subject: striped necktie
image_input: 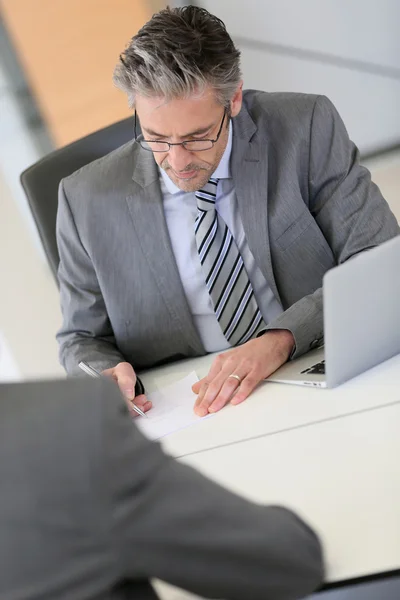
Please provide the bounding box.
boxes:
[194,177,266,346]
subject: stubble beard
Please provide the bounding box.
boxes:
[161,161,211,192]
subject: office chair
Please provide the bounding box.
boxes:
[20,116,134,284]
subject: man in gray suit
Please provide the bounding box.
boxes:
[56,6,399,416]
[0,378,323,600]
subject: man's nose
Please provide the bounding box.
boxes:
[167,144,193,171]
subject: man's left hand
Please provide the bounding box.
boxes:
[192,330,295,416]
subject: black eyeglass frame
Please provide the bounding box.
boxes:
[133,109,227,152]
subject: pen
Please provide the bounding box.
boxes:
[78,361,148,418]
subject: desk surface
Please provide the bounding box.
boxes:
[141,353,400,596]
[141,353,400,458]
[181,400,400,584]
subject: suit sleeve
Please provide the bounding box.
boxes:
[102,392,324,600]
[56,179,126,374]
[265,95,399,358]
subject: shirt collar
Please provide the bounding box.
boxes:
[159,119,233,195]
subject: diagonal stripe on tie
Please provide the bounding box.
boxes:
[223,281,253,339]
[194,178,267,346]
[206,228,232,290]
[238,309,264,345]
[215,255,244,319]
[197,212,217,255]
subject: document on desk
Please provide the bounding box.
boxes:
[136,371,213,440]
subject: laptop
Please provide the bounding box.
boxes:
[267,234,400,388]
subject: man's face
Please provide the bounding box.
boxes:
[135,86,242,192]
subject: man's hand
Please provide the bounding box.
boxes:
[102,361,152,417]
[192,330,295,416]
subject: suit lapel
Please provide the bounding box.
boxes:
[127,145,204,354]
[231,105,281,304]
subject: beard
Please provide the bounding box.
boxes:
[161,159,212,192]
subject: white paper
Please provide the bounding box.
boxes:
[136,371,213,440]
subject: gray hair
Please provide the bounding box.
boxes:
[113,5,242,109]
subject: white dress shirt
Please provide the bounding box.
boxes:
[159,121,283,353]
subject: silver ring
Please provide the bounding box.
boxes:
[228,373,242,384]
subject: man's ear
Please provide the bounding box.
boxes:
[230,81,243,117]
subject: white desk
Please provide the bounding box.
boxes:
[141,353,400,458]
[181,401,400,584]
[142,354,400,599]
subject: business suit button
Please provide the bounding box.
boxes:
[310,339,320,349]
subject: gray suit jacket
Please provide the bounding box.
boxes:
[0,378,323,600]
[56,91,399,375]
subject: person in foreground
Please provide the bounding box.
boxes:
[0,378,323,600]
[56,6,399,416]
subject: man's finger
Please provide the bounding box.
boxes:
[114,364,137,399]
[132,393,149,407]
[117,376,137,400]
[193,378,211,405]
[193,380,209,415]
[206,353,229,381]
[194,372,230,416]
[207,375,242,413]
[193,355,234,415]
[194,352,228,399]
[230,374,261,405]
[129,394,151,413]
[192,379,203,395]
[102,362,137,400]
[130,399,152,417]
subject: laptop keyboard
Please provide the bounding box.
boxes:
[301,360,326,375]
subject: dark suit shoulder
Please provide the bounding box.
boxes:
[62,139,137,199]
[0,379,128,597]
[0,378,102,423]
[242,89,323,142]
[243,89,320,119]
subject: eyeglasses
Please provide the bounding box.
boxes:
[134,110,226,152]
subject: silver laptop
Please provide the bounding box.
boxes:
[267,235,400,388]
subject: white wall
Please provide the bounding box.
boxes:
[201,0,400,154]
[0,62,45,255]
[0,169,64,381]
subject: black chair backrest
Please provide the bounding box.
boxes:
[20,116,134,284]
